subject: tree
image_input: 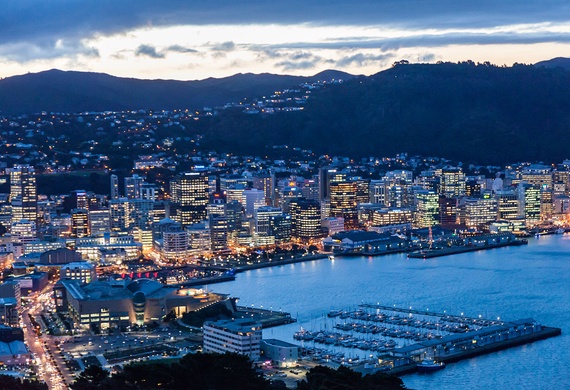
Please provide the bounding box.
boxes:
[72,365,111,390]
[297,365,407,390]
[0,375,48,390]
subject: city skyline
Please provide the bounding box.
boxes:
[1,1,570,80]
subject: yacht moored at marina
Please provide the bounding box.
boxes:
[417,358,445,372]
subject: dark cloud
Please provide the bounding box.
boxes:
[335,53,395,67]
[135,44,165,59]
[1,1,569,49]
[167,45,198,53]
[1,1,569,63]
[276,60,321,71]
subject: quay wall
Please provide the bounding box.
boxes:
[389,326,561,376]
[408,240,527,259]
[234,254,327,273]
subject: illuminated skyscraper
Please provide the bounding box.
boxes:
[414,190,440,228]
[329,180,358,230]
[289,199,321,240]
[171,173,209,226]
[517,183,541,226]
[9,165,37,223]
[437,167,466,197]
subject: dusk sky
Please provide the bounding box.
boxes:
[1,1,570,80]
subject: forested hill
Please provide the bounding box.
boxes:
[0,69,354,114]
[202,61,570,165]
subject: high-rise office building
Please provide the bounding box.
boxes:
[414,190,440,228]
[437,167,466,197]
[170,173,209,226]
[9,165,37,223]
[329,180,358,230]
[289,199,321,240]
[518,183,541,226]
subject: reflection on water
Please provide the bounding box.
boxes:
[215,235,570,390]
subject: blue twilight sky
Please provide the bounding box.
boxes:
[1,0,569,80]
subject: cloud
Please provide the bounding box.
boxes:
[166,45,198,53]
[211,41,236,52]
[335,53,396,67]
[135,44,164,59]
[276,60,321,71]
[0,39,99,63]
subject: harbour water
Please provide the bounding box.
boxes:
[215,235,570,389]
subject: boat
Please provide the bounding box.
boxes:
[555,228,565,235]
[417,358,446,372]
[327,309,342,317]
[328,255,335,260]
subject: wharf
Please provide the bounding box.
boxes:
[388,326,561,376]
[234,254,327,273]
[168,274,235,287]
[235,306,296,328]
[407,240,527,259]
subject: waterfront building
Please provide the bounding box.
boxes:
[414,190,440,228]
[268,213,292,244]
[9,165,37,223]
[540,188,554,221]
[170,172,209,226]
[553,195,570,215]
[458,195,498,229]
[439,196,458,226]
[56,278,226,328]
[372,208,413,227]
[289,199,321,240]
[329,180,358,230]
[71,208,90,238]
[517,183,541,226]
[495,190,519,221]
[322,217,345,236]
[203,319,262,360]
[261,339,299,367]
[209,215,228,252]
[254,206,282,237]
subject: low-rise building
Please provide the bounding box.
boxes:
[261,339,299,367]
[203,319,262,360]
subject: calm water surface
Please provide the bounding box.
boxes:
[216,235,570,389]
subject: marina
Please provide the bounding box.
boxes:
[292,304,560,375]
